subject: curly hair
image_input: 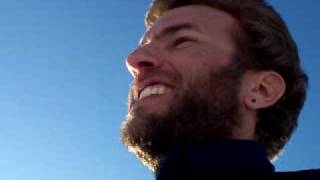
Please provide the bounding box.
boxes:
[145,0,308,160]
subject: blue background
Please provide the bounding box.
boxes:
[0,0,318,179]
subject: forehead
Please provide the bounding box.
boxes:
[144,5,237,40]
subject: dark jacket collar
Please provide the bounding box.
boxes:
[156,140,274,180]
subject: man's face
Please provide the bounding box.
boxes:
[121,5,245,170]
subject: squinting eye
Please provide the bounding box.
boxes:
[173,37,193,47]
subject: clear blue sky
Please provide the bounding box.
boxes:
[0,0,319,180]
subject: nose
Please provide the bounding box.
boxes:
[126,47,162,77]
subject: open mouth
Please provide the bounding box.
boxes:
[138,84,171,100]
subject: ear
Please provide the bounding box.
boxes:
[241,71,286,110]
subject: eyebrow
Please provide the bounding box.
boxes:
[157,23,200,38]
[140,23,201,45]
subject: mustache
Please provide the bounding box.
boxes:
[132,69,180,87]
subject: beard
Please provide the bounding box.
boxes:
[121,60,244,171]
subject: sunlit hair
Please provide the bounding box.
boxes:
[145,0,308,160]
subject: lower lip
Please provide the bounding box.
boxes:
[140,94,165,102]
[131,94,167,109]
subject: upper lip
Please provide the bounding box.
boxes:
[135,78,174,100]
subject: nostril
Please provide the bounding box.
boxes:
[138,61,154,68]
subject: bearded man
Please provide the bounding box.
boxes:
[121,0,319,179]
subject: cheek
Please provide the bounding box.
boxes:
[200,48,232,68]
[168,60,208,87]
[172,47,231,73]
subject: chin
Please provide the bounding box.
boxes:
[121,109,170,171]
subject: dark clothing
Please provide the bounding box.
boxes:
[155,140,320,180]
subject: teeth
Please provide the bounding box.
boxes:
[158,86,165,94]
[151,87,157,95]
[140,87,151,99]
[139,85,167,100]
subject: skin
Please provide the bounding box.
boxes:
[123,5,286,170]
[126,5,238,118]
